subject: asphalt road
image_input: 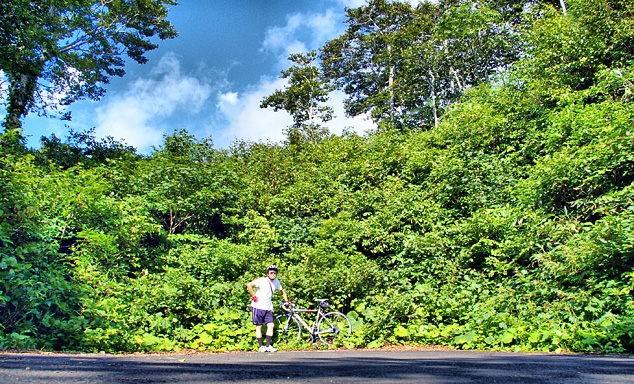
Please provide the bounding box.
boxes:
[1,349,633,384]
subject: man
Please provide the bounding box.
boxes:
[246,265,289,352]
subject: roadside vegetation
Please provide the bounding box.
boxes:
[1,0,633,353]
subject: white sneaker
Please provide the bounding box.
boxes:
[259,346,268,352]
[266,345,278,352]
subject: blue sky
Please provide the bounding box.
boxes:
[9,0,420,153]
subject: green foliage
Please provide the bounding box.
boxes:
[284,244,379,311]
[520,0,634,94]
[35,129,139,170]
[2,0,634,354]
[0,0,178,133]
[261,51,334,146]
[320,0,422,126]
[141,130,239,236]
[321,0,522,129]
[0,155,91,350]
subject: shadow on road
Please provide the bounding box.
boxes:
[2,351,633,383]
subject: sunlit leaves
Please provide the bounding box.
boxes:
[3,0,634,354]
[0,0,178,133]
[261,51,334,146]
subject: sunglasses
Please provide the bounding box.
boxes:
[268,271,277,274]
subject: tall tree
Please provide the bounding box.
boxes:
[261,51,334,146]
[321,0,522,130]
[0,0,178,137]
[320,0,422,129]
[143,129,234,236]
[400,0,520,128]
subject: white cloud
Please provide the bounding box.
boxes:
[402,0,425,5]
[328,90,376,136]
[261,9,345,69]
[305,9,342,47]
[260,1,424,70]
[261,13,304,51]
[0,71,9,110]
[337,0,425,8]
[91,3,382,151]
[337,0,367,7]
[247,5,375,144]
[214,78,375,148]
[94,53,212,152]
[215,76,292,147]
[218,91,238,107]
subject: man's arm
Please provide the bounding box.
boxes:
[279,288,288,302]
[246,281,257,300]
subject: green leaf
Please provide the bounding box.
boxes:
[197,332,213,345]
[395,326,410,338]
[501,332,514,344]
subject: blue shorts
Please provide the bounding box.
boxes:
[251,308,274,325]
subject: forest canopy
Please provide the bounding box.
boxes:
[1,0,633,353]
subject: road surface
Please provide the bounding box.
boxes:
[1,349,633,383]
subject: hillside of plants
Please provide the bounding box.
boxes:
[1,0,633,353]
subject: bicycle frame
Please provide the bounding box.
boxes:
[279,301,335,341]
[286,306,324,336]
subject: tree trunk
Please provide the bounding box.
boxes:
[387,44,396,124]
[450,66,464,93]
[560,0,567,15]
[3,72,38,135]
[429,69,438,128]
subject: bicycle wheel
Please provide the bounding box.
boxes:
[273,314,301,348]
[316,311,352,345]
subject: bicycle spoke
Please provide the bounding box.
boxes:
[316,312,352,345]
[273,314,301,348]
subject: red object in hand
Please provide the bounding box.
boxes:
[252,296,258,302]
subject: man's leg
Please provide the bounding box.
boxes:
[255,325,263,347]
[252,308,265,350]
[265,322,274,347]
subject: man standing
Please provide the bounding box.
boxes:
[246,265,289,352]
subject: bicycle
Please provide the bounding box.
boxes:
[273,299,352,347]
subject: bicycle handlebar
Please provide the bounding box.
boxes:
[280,301,295,312]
